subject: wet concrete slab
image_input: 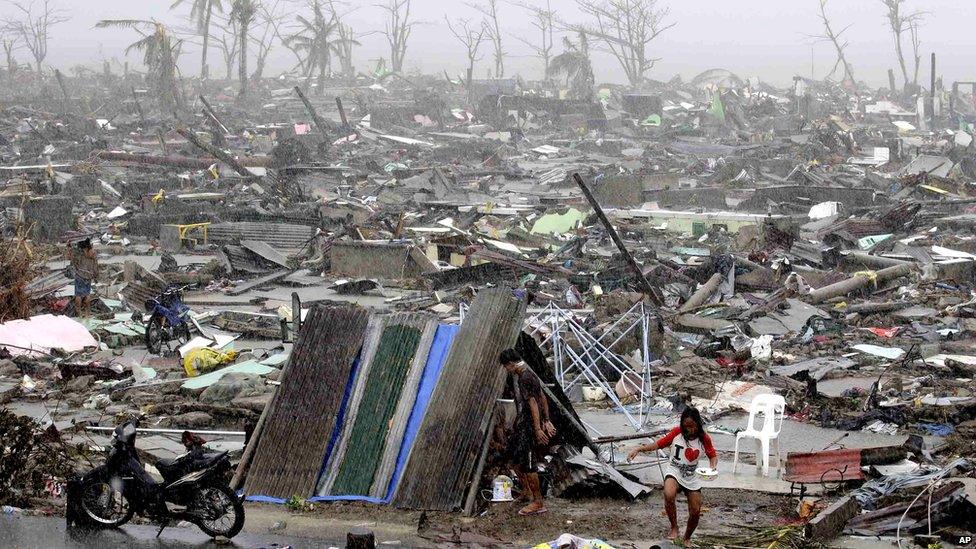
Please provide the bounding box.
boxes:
[0,514,340,549]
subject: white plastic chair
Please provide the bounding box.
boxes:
[732,393,786,477]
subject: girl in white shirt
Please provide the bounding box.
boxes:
[628,407,718,546]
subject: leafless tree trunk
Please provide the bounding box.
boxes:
[880,0,926,88]
[514,1,556,83]
[445,16,486,86]
[250,0,286,81]
[812,0,855,84]
[2,0,69,74]
[1,37,19,75]
[569,0,675,87]
[377,0,416,73]
[214,16,240,80]
[908,19,922,87]
[468,0,503,78]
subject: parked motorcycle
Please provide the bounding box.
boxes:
[144,284,193,355]
[74,421,244,539]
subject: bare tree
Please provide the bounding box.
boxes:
[212,13,240,79]
[376,0,418,73]
[567,0,674,87]
[468,0,503,77]
[880,0,926,88]
[445,16,486,85]
[250,0,287,80]
[810,0,855,84]
[170,0,224,78]
[230,0,258,99]
[2,0,69,73]
[513,0,556,83]
[1,33,21,74]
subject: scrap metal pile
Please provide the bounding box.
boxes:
[2,65,976,544]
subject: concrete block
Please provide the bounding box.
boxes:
[159,224,182,252]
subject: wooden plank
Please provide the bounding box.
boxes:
[241,240,291,269]
[393,287,525,510]
[227,269,292,296]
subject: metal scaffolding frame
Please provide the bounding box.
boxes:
[524,301,657,432]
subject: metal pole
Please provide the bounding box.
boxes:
[572,173,662,305]
[930,53,937,129]
[86,427,246,436]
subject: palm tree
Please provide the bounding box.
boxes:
[549,30,593,100]
[285,1,359,94]
[230,0,258,99]
[170,0,224,79]
[96,19,185,112]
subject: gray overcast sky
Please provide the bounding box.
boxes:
[33,0,976,87]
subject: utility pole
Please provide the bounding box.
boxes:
[572,173,662,306]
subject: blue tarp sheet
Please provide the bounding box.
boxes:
[246,324,459,505]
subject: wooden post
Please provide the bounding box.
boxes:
[132,88,147,128]
[346,528,375,549]
[335,96,349,129]
[930,53,937,129]
[572,172,662,305]
[175,127,253,177]
[54,69,71,114]
[199,95,230,135]
[888,69,897,94]
[294,86,334,134]
[291,291,301,340]
[462,404,496,517]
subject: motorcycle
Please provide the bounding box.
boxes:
[74,421,244,539]
[143,284,193,355]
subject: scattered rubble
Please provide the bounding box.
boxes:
[1,50,975,547]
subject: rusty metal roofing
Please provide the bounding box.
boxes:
[783,448,865,484]
[393,287,526,511]
[243,304,369,498]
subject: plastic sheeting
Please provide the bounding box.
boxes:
[0,314,98,357]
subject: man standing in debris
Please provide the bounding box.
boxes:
[628,406,717,546]
[499,348,557,516]
[70,238,99,317]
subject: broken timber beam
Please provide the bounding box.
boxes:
[804,495,859,541]
[175,127,253,178]
[294,86,334,135]
[93,151,271,169]
[572,172,662,306]
[807,264,913,304]
[679,272,724,313]
[199,95,230,135]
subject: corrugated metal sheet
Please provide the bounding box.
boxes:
[208,222,316,251]
[393,288,526,511]
[243,304,369,498]
[783,448,864,484]
[325,314,435,496]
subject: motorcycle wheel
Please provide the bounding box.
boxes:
[145,313,164,355]
[79,478,134,528]
[189,484,244,539]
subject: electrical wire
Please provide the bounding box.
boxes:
[895,477,942,549]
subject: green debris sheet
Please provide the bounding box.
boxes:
[318,314,437,497]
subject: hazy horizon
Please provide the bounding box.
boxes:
[11,0,976,89]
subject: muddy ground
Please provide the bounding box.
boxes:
[269,488,797,546]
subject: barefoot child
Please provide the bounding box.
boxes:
[628,407,717,546]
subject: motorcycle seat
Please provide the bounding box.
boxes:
[156,451,228,476]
